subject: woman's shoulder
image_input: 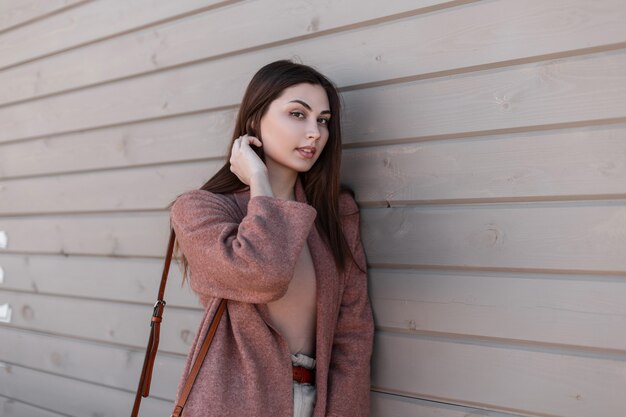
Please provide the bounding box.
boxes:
[170,188,240,220]
[173,188,235,207]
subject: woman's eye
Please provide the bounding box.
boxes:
[290,111,329,125]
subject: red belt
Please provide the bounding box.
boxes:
[292,365,315,385]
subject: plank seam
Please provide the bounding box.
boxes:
[367,262,626,277]
[0,392,73,417]
[341,41,626,92]
[0,190,626,216]
[370,389,529,417]
[0,325,186,358]
[369,387,562,417]
[0,0,94,37]
[375,328,626,360]
[342,116,626,149]
[0,287,202,311]
[0,360,174,403]
[0,324,188,358]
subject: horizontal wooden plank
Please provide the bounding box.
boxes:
[0,0,227,70]
[0,108,237,179]
[372,332,626,417]
[0,210,171,256]
[0,327,184,401]
[0,362,172,416]
[361,201,626,273]
[5,119,626,211]
[3,0,625,108]
[342,49,626,145]
[4,11,626,143]
[0,253,200,308]
[371,391,523,417]
[0,0,86,33]
[0,0,453,105]
[0,154,222,216]
[370,269,626,351]
[2,202,626,274]
[342,124,626,204]
[0,394,65,417]
[0,289,203,355]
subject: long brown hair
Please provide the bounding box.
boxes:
[167,59,358,286]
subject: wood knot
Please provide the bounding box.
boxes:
[21,305,34,320]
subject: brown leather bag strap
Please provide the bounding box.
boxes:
[171,298,227,417]
[130,228,227,417]
[131,228,175,417]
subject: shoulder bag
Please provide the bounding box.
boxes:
[130,228,227,417]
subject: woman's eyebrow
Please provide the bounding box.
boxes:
[287,99,331,115]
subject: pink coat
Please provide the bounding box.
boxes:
[169,175,374,417]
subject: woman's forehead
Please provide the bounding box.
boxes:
[276,83,329,108]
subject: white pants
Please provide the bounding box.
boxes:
[292,353,316,417]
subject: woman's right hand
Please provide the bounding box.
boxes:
[229,134,267,186]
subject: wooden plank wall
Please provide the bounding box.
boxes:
[1,1,625,416]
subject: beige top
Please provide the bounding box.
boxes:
[266,240,317,356]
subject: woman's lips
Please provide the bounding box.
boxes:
[296,148,315,159]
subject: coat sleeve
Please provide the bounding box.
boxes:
[326,193,375,417]
[169,189,317,303]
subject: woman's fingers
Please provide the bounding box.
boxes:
[238,134,262,147]
[230,134,266,186]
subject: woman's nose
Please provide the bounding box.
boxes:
[307,121,321,139]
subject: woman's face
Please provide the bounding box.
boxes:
[257,83,331,176]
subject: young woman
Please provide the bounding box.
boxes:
[168,59,374,417]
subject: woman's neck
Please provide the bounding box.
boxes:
[266,166,298,201]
